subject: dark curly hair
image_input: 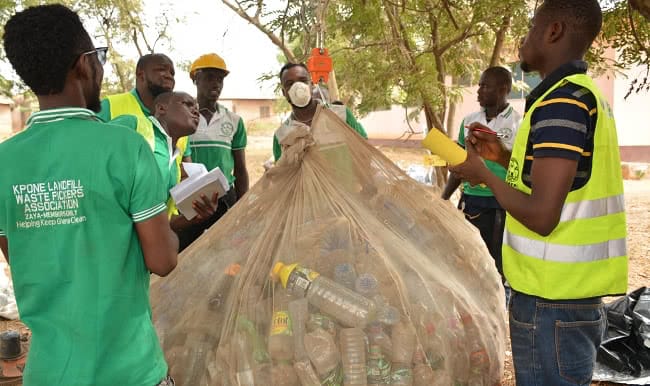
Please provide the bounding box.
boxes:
[536,0,603,54]
[3,4,93,95]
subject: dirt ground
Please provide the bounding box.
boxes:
[0,136,648,385]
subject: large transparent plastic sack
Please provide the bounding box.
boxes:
[150,106,506,386]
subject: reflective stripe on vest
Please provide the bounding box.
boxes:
[504,232,626,263]
[503,73,628,300]
[559,194,625,222]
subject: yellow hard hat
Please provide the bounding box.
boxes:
[189,53,229,80]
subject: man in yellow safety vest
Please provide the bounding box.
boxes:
[98,53,191,168]
[451,1,628,384]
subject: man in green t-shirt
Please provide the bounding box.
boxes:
[177,53,251,250]
[442,67,522,283]
[0,5,177,385]
[148,91,220,230]
[272,63,368,162]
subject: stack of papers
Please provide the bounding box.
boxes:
[170,162,229,220]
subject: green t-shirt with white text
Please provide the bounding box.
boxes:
[0,108,168,385]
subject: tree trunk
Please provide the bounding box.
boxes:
[490,15,511,66]
[446,99,457,138]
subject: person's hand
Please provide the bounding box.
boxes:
[465,122,509,163]
[449,138,490,186]
[192,192,219,221]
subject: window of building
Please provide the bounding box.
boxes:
[260,105,270,118]
[508,62,542,100]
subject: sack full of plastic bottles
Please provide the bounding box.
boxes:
[149,105,507,385]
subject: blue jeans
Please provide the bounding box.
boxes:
[509,290,605,386]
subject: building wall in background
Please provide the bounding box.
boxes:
[361,60,649,162]
[220,98,279,123]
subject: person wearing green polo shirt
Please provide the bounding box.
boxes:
[98,53,192,166]
[177,53,250,250]
[442,66,522,286]
[147,91,219,229]
[0,5,177,386]
[273,63,368,162]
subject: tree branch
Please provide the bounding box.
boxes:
[329,41,391,55]
[151,14,170,52]
[628,1,650,63]
[279,0,291,49]
[222,0,297,62]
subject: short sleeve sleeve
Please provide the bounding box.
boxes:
[232,118,247,150]
[0,230,5,237]
[345,108,368,139]
[129,141,168,223]
[273,134,282,162]
[457,119,466,147]
[529,87,593,161]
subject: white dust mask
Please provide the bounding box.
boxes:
[288,82,312,108]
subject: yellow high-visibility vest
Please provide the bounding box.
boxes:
[503,74,628,300]
[107,92,188,218]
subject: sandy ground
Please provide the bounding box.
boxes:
[0,136,648,385]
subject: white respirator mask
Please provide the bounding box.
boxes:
[288,81,312,108]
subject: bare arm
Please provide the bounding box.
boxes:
[135,212,178,276]
[233,149,249,199]
[450,140,576,236]
[441,172,462,200]
[0,237,7,264]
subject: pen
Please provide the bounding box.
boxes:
[466,126,505,139]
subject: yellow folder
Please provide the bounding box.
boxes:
[421,128,467,166]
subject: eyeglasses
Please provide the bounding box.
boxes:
[80,47,108,66]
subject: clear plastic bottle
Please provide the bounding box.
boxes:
[366,344,391,386]
[307,313,338,338]
[234,331,256,386]
[273,262,377,327]
[412,348,434,386]
[366,323,392,359]
[376,305,401,326]
[293,359,322,386]
[271,360,300,386]
[391,321,416,364]
[304,328,340,379]
[289,298,309,360]
[390,363,413,386]
[334,263,357,290]
[355,273,378,297]
[339,328,367,386]
[237,317,271,370]
[268,288,294,361]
